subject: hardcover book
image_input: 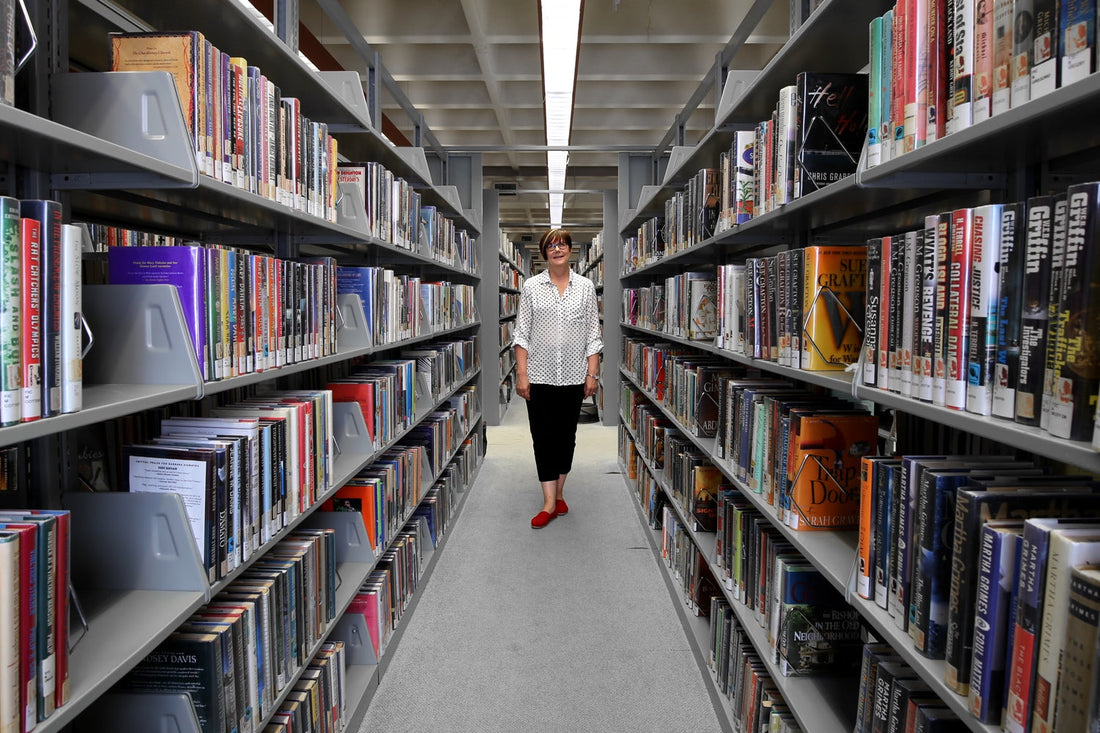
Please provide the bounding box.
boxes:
[966,204,1004,416]
[775,558,862,676]
[794,72,869,195]
[801,245,868,371]
[945,208,974,410]
[0,197,18,427]
[108,245,209,382]
[968,521,1023,724]
[786,411,877,531]
[1048,182,1100,441]
[120,631,226,733]
[1040,194,1069,431]
[1016,195,1054,425]
[992,203,1025,419]
[1052,564,1100,732]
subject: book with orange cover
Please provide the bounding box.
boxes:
[786,411,878,531]
[323,478,380,552]
[801,245,868,370]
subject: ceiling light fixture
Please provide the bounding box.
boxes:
[539,0,583,229]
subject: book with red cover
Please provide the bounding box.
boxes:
[18,219,40,423]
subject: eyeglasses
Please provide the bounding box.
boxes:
[546,242,571,252]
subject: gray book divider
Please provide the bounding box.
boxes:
[77,692,201,733]
[317,70,374,130]
[49,71,200,189]
[82,284,205,399]
[335,181,370,235]
[336,292,372,351]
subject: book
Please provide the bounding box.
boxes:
[0,531,17,733]
[973,0,996,122]
[993,203,1025,419]
[945,207,974,410]
[864,238,881,387]
[793,71,868,194]
[945,486,1100,696]
[1060,0,1095,85]
[1040,194,1069,431]
[1031,526,1100,733]
[59,224,82,414]
[0,197,18,427]
[1055,565,1100,732]
[686,275,718,341]
[786,411,877,531]
[0,523,32,733]
[992,0,1015,115]
[775,558,862,676]
[18,216,38,424]
[951,0,976,132]
[1048,182,1100,441]
[110,32,205,173]
[1016,195,1055,425]
[1031,0,1061,98]
[124,443,219,583]
[108,246,209,382]
[932,212,952,406]
[968,521,1023,724]
[1012,0,1036,106]
[966,204,1003,415]
[1005,517,1100,733]
[120,631,226,733]
[801,245,868,370]
[19,201,61,419]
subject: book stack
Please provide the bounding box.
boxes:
[866,0,1096,169]
[110,32,340,222]
[713,246,867,371]
[0,509,71,733]
[347,509,436,661]
[852,450,1100,729]
[0,198,84,425]
[854,642,963,733]
[264,641,346,733]
[337,266,475,348]
[715,376,878,530]
[621,216,666,274]
[661,168,721,254]
[123,390,335,584]
[709,599,804,732]
[712,492,863,677]
[120,528,343,733]
[718,72,867,222]
[83,223,186,251]
[109,246,338,383]
[499,260,524,290]
[859,183,1100,446]
[621,284,666,332]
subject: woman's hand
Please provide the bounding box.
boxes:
[584,374,598,398]
[517,373,531,400]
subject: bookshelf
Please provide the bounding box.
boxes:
[2,0,487,731]
[613,0,1100,731]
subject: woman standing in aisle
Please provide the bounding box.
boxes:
[513,228,603,528]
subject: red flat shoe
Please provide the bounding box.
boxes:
[531,510,557,528]
[555,499,569,515]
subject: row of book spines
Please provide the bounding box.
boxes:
[624,338,879,531]
[122,528,342,733]
[708,599,803,733]
[336,267,477,346]
[660,167,721,251]
[110,32,339,222]
[0,509,70,733]
[860,182,1100,445]
[852,454,1100,729]
[348,509,437,660]
[263,640,346,733]
[854,642,965,733]
[123,391,334,584]
[0,198,82,426]
[622,216,666,272]
[867,0,1095,169]
[337,163,474,257]
[107,246,337,383]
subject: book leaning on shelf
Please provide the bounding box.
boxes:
[110,32,339,221]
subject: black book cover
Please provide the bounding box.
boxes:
[993,202,1026,419]
[795,71,869,193]
[1015,195,1054,425]
[1049,182,1100,440]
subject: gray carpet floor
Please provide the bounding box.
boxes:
[357,399,724,732]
